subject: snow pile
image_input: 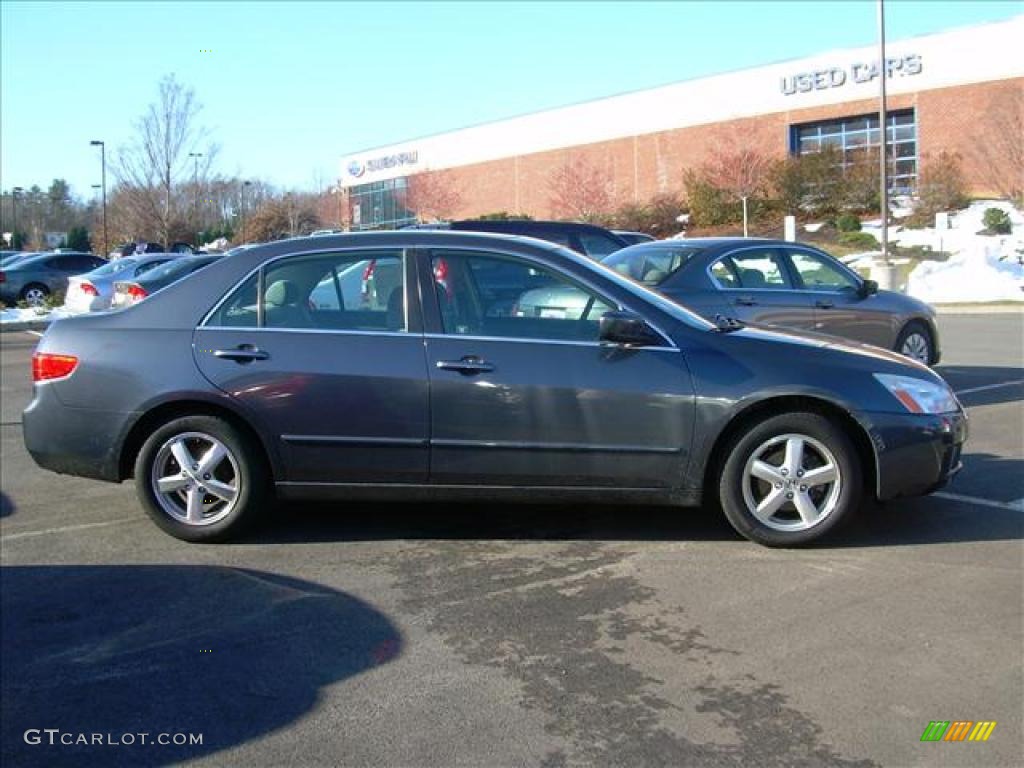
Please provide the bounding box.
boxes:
[858,200,1024,303]
[0,305,79,326]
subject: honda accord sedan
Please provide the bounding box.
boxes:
[23,231,966,546]
[601,238,942,365]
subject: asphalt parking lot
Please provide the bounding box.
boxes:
[1,314,1021,768]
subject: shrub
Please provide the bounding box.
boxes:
[837,231,879,250]
[836,213,862,232]
[683,171,742,226]
[982,207,1012,234]
[907,151,969,227]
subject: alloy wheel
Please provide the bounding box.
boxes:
[900,332,931,364]
[150,431,241,526]
[741,433,841,531]
[23,287,48,307]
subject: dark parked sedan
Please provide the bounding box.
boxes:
[24,231,966,546]
[602,238,942,364]
[0,251,107,306]
[111,254,222,308]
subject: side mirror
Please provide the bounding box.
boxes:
[599,311,660,346]
[858,279,879,299]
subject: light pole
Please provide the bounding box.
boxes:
[240,180,252,243]
[189,152,203,245]
[12,186,24,247]
[875,0,895,288]
[89,141,107,256]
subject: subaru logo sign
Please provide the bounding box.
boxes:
[347,160,365,178]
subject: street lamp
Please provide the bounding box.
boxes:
[189,152,203,245]
[11,186,24,247]
[874,0,896,290]
[89,141,107,257]
[240,180,252,243]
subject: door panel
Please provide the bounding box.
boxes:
[785,248,893,346]
[712,248,817,330]
[422,248,694,488]
[194,248,429,484]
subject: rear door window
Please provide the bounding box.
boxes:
[726,249,792,290]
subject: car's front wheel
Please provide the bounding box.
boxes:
[718,411,862,546]
[20,283,50,307]
[134,414,269,542]
[895,321,935,366]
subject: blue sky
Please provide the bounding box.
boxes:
[2,1,1019,199]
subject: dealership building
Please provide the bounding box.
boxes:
[340,16,1022,230]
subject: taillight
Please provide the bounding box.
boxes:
[80,281,99,296]
[0,271,5,283]
[32,352,78,382]
[126,284,148,302]
[433,258,448,282]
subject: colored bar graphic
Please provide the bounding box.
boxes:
[921,722,949,742]
[943,721,973,741]
[968,722,997,742]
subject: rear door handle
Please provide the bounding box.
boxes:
[214,345,269,363]
[815,300,835,309]
[436,356,495,375]
[734,295,758,306]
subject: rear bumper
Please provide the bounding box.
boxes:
[865,409,967,501]
[22,382,132,482]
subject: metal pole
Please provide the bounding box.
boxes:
[189,152,203,245]
[877,0,889,266]
[742,196,749,238]
[12,187,23,247]
[91,141,107,256]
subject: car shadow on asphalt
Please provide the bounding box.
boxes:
[0,565,402,768]
[244,490,1022,549]
[0,491,14,518]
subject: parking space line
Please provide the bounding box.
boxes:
[954,379,1024,396]
[933,492,1024,512]
[1,517,139,542]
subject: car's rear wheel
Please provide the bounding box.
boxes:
[896,321,935,365]
[134,415,269,542]
[20,283,50,307]
[718,411,862,546]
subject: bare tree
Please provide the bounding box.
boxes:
[548,155,614,222]
[406,169,463,222]
[247,197,320,242]
[970,88,1023,202]
[114,75,217,247]
[700,135,774,204]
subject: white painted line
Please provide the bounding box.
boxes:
[1,517,139,542]
[933,492,1024,512]
[954,379,1024,396]
[25,330,44,338]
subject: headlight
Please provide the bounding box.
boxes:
[874,373,958,414]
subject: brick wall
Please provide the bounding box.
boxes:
[435,77,1023,219]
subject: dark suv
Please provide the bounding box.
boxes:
[407,220,630,259]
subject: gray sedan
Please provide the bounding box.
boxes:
[0,251,107,306]
[598,238,942,365]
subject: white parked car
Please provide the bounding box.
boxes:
[65,254,180,312]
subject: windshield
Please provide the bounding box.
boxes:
[89,258,139,277]
[602,245,705,285]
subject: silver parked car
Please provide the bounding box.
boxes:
[65,254,180,313]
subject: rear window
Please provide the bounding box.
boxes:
[602,245,704,285]
[89,258,139,277]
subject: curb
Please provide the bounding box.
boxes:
[932,303,1024,315]
[0,320,51,333]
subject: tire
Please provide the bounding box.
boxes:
[20,283,50,307]
[133,414,270,542]
[718,411,862,547]
[895,321,935,366]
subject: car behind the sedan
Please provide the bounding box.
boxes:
[65,253,182,313]
[24,232,966,547]
[0,251,107,307]
[111,254,222,308]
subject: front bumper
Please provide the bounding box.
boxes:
[865,409,967,501]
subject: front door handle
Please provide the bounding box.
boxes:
[436,356,495,375]
[815,300,835,309]
[214,344,269,363]
[734,295,758,307]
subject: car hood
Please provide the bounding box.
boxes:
[726,322,931,372]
